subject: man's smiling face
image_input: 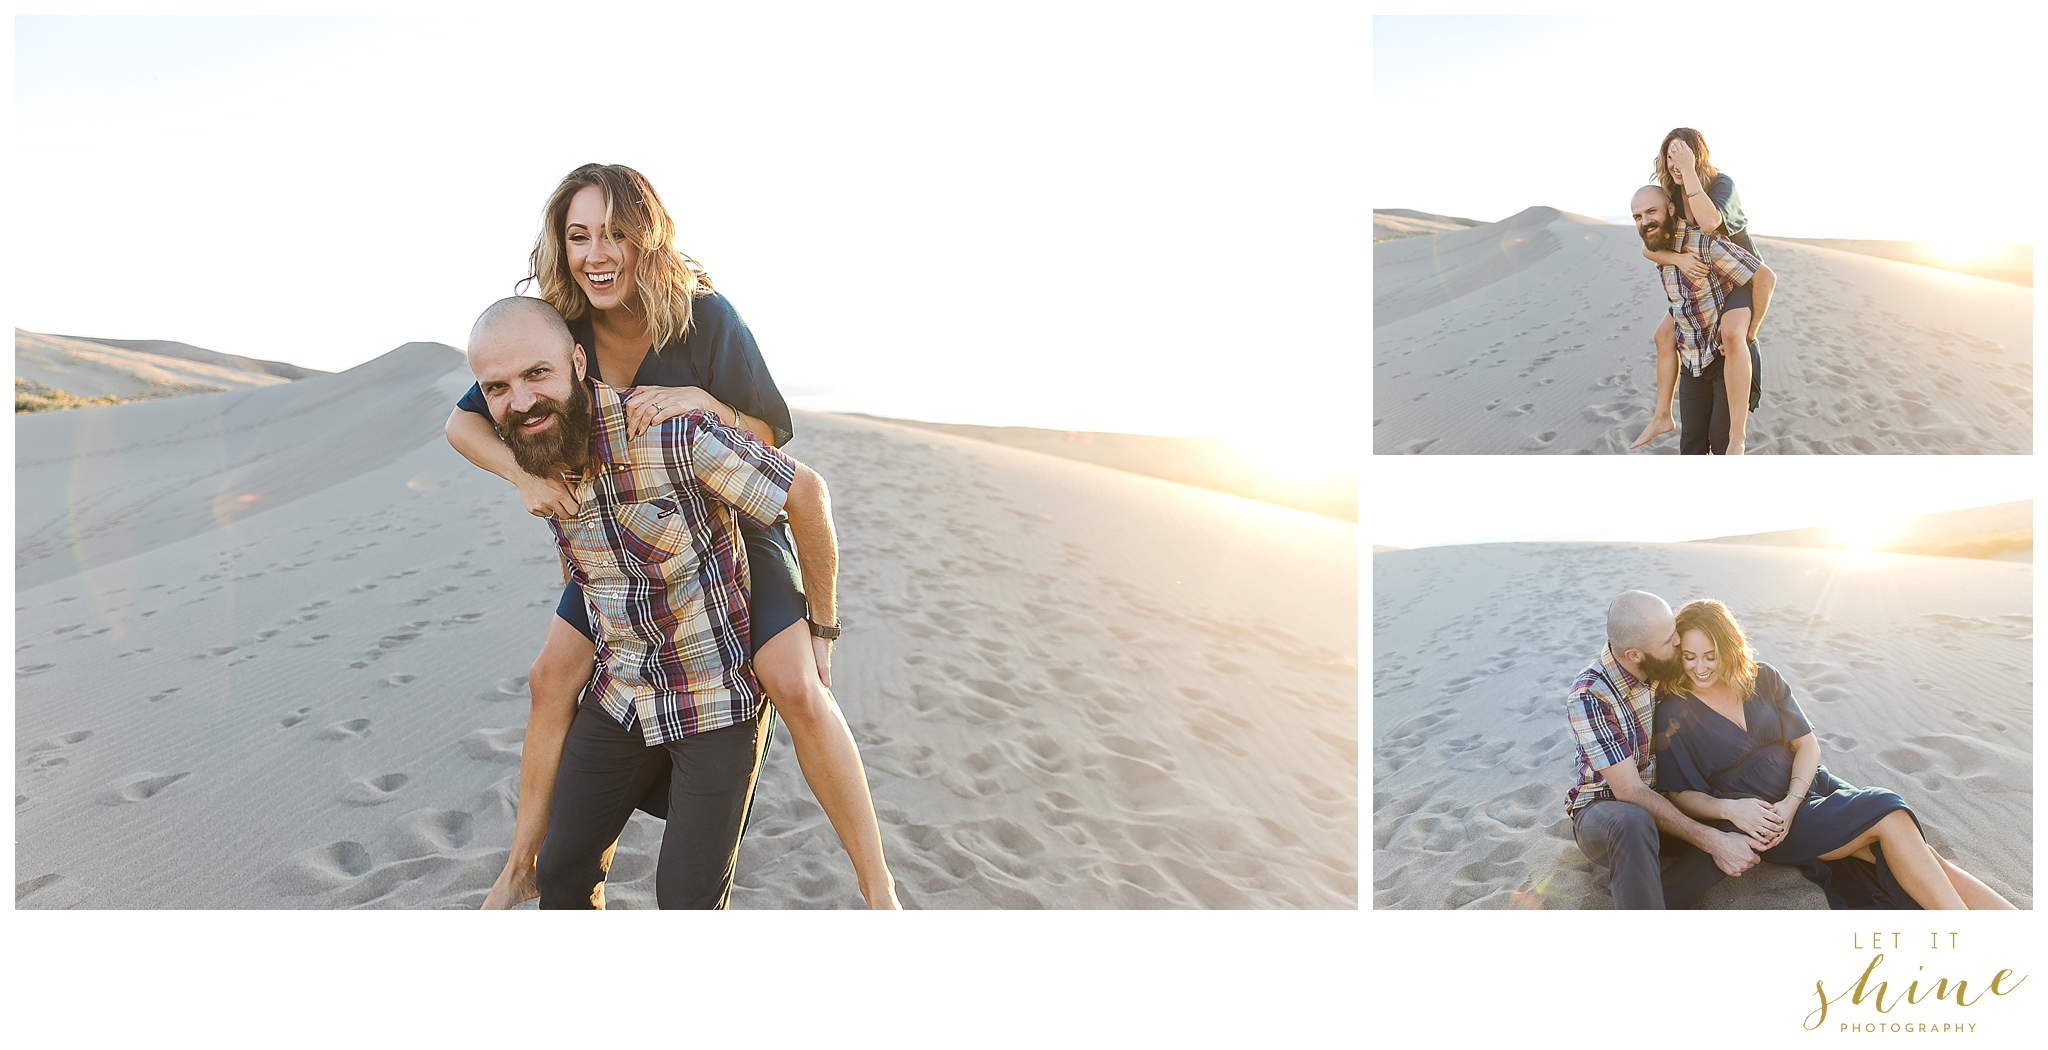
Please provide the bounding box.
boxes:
[1631,189,1679,252]
[468,306,592,478]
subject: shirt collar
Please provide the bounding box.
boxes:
[576,376,632,474]
[1599,642,1649,694]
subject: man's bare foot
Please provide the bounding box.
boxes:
[862,879,903,910]
[1630,415,1675,450]
[482,862,538,910]
[1724,440,1745,456]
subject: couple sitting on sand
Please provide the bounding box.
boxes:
[1563,590,2015,910]
[1625,128,1777,455]
[448,163,899,909]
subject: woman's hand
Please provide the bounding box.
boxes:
[810,635,833,688]
[1766,794,1802,848]
[1673,250,1708,283]
[515,473,579,519]
[1722,796,1786,847]
[625,385,722,440]
[1668,138,1697,184]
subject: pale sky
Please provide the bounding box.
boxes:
[1370,458,2034,550]
[1375,14,2040,241]
[14,11,1362,440]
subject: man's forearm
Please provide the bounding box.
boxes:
[446,407,525,485]
[783,464,838,625]
[1612,781,1721,850]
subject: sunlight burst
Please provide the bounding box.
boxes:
[1828,514,1906,550]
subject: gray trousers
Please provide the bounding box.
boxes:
[1572,799,1726,910]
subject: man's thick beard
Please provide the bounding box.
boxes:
[497,379,592,479]
[1637,648,1686,688]
[1637,219,1676,253]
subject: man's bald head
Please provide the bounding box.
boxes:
[1607,589,1674,656]
[1631,184,1672,211]
[469,296,574,367]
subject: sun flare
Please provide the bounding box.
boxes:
[1828,515,1906,550]
[1924,238,2000,265]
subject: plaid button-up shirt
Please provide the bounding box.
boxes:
[549,378,796,746]
[1564,644,1658,816]
[1656,224,1763,377]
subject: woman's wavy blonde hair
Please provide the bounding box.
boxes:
[523,163,712,351]
[1674,598,1758,698]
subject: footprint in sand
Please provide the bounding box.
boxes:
[388,808,475,858]
[381,674,416,687]
[108,772,189,803]
[271,841,374,896]
[278,707,314,728]
[318,718,372,741]
[28,730,93,755]
[16,873,66,903]
[341,773,411,806]
[462,726,526,764]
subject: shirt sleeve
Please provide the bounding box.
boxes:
[688,294,795,449]
[1567,687,1638,774]
[1707,174,1735,223]
[456,382,488,416]
[1707,235,1761,287]
[683,412,796,531]
[1651,696,1712,796]
[1758,664,1815,743]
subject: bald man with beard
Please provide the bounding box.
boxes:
[1627,184,1777,455]
[1563,590,1764,908]
[466,295,840,909]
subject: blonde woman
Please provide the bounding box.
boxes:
[1629,129,1773,454]
[1651,599,2013,909]
[447,163,898,908]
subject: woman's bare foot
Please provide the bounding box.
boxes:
[1630,414,1675,449]
[863,878,903,910]
[482,861,538,910]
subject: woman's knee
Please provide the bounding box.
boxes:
[529,626,595,697]
[757,659,825,726]
[1879,809,1924,842]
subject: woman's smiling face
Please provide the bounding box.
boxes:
[1679,627,1721,689]
[564,184,639,312]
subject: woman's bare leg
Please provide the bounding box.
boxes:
[753,620,900,908]
[482,616,595,909]
[1933,849,2017,910]
[1718,306,1753,454]
[1631,313,1679,449]
[1818,810,1966,909]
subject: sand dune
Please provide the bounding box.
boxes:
[861,415,1356,522]
[1697,500,2031,560]
[1373,542,2031,909]
[15,329,296,402]
[52,334,328,381]
[1374,209,1483,242]
[15,348,1356,909]
[1373,208,2033,454]
[1766,239,2031,288]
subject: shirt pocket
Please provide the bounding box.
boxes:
[611,495,692,570]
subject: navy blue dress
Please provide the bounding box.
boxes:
[1653,662,1924,909]
[459,292,808,656]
